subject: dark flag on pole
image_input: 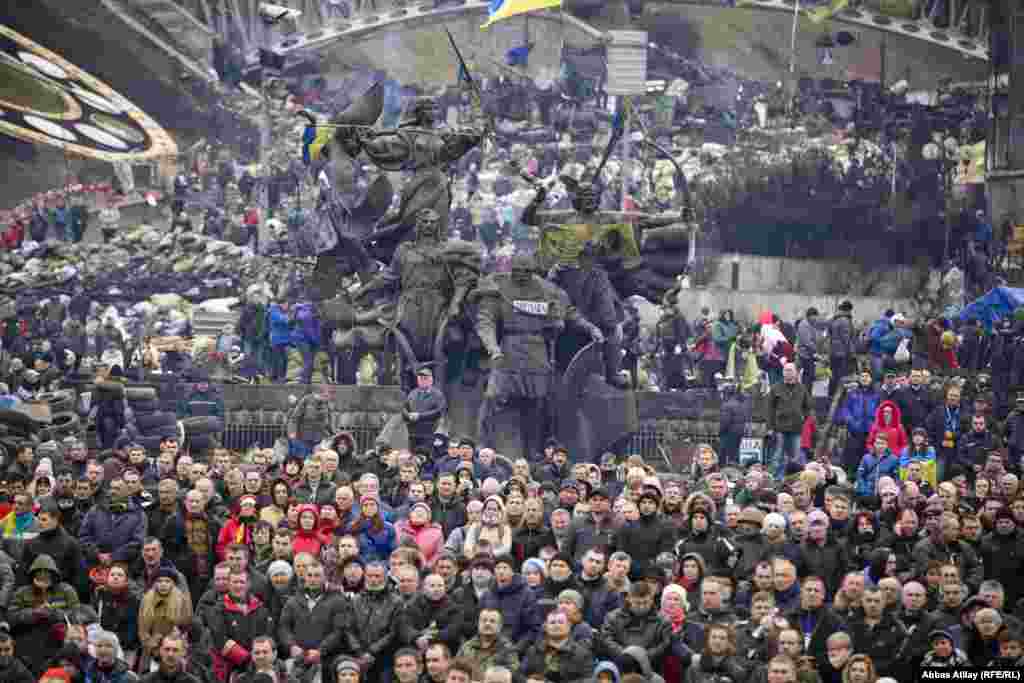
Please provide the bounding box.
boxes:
[506,43,533,66]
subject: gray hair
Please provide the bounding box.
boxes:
[94,630,121,648]
[484,666,514,683]
[826,632,851,648]
[979,580,1005,596]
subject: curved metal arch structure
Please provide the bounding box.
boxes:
[272,1,604,55]
[729,0,988,62]
[275,1,489,54]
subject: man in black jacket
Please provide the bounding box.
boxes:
[278,560,348,683]
[140,633,202,683]
[0,631,33,683]
[612,489,675,579]
[345,561,402,683]
[848,586,907,679]
[600,581,673,667]
[766,363,811,480]
[828,301,854,397]
[980,508,1024,606]
[20,498,83,591]
[784,575,846,671]
[207,570,275,682]
[162,488,221,598]
[431,474,468,538]
[913,512,984,593]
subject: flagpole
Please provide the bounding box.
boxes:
[621,97,631,212]
[788,0,800,115]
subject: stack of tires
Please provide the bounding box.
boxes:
[181,410,225,455]
[125,385,178,451]
[0,406,48,447]
[35,390,81,442]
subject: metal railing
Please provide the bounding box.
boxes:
[219,410,389,453]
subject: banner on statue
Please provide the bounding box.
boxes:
[539,221,640,266]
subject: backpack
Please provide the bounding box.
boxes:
[894,337,911,363]
[769,339,794,368]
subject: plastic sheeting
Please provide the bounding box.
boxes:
[958,286,1024,330]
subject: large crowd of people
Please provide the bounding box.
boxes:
[0,4,1020,683]
[2,280,1024,683]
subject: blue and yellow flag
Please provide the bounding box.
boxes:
[482,0,562,29]
[735,0,848,24]
[302,123,333,165]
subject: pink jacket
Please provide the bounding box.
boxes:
[396,519,445,565]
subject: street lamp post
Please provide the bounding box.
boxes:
[923,134,960,270]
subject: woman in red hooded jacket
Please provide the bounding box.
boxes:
[867,400,908,456]
[291,504,323,557]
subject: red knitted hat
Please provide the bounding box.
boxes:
[40,668,72,683]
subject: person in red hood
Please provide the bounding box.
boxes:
[217,495,259,560]
[395,501,444,565]
[868,400,908,456]
[292,504,323,557]
[316,503,340,542]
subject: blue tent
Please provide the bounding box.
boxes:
[958,286,1024,330]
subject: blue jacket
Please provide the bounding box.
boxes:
[837,388,880,435]
[879,327,912,356]
[868,317,892,355]
[267,304,292,346]
[356,521,397,562]
[79,500,147,565]
[855,450,899,497]
[290,302,321,346]
[975,219,993,244]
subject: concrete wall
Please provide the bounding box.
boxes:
[670,286,913,327]
[702,254,919,298]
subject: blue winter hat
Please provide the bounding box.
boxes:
[522,557,546,577]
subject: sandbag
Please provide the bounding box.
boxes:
[125,386,158,401]
[0,409,41,432]
[136,411,178,431]
[127,397,158,413]
[94,381,125,398]
[181,415,224,435]
[641,225,690,252]
[642,250,689,277]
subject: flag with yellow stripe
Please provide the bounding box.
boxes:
[734,0,849,24]
[481,0,562,29]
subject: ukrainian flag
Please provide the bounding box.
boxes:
[302,122,333,165]
[735,0,848,24]
[481,0,562,29]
